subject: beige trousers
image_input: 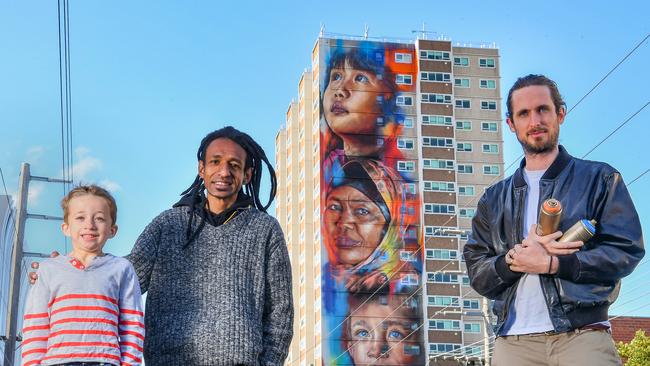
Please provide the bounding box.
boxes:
[493,329,621,366]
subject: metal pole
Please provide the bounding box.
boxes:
[3,163,30,366]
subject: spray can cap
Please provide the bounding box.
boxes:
[582,219,597,235]
[542,198,562,214]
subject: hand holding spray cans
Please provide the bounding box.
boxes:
[537,198,562,236]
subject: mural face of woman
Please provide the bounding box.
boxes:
[346,296,421,365]
[324,185,387,266]
[323,60,391,139]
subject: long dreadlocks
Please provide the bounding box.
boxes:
[178,126,277,247]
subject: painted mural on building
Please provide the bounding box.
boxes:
[319,39,424,365]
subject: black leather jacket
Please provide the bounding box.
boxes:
[463,146,644,334]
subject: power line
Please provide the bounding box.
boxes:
[0,167,14,318]
[609,289,650,313]
[581,101,650,159]
[609,301,650,321]
[628,168,650,187]
[567,33,650,115]
[57,0,73,254]
[0,167,13,211]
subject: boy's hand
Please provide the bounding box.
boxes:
[28,251,60,284]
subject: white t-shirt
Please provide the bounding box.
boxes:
[503,168,555,335]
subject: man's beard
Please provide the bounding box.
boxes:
[519,130,559,155]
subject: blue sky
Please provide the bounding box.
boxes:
[1,1,649,317]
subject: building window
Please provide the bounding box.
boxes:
[458,186,475,196]
[458,164,474,174]
[456,121,471,130]
[463,299,480,309]
[462,275,470,286]
[457,142,472,152]
[430,343,462,354]
[464,323,481,333]
[424,226,456,237]
[459,208,476,218]
[454,57,469,67]
[396,74,412,85]
[424,204,456,214]
[455,99,471,109]
[422,115,452,126]
[420,50,450,60]
[395,53,412,63]
[397,161,415,172]
[423,159,454,170]
[483,143,499,153]
[429,319,461,331]
[397,137,414,150]
[424,181,455,192]
[376,117,385,126]
[405,227,418,238]
[403,345,421,356]
[422,93,452,104]
[400,117,414,128]
[481,100,498,110]
[481,122,498,132]
[483,165,500,175]
[480,79,496,89]
[396,96,413,106]
[427,296,460,307]
[479,58,496,68]
[420,71,451,82]
[428,272,459,283]
[402,183,417,194]
[454,78,470,88]
[401,273,419,285]
[466,347,482,356]
[426,249,458,260]
[400,250,417,262]
[400,206,416,216]
[422,137,453,148]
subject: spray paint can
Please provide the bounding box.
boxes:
[559,219,597,243]
[537,198,562,236]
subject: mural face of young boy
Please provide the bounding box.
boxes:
[346,294,422,365]
[61,194,117,263]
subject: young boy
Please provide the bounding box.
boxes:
[21,185,144,366]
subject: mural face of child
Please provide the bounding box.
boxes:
[323,59,391,139]
[346,294,422,365]
[62,194,117,257]
[324,185,387,266]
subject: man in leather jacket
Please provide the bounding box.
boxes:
[463,74,644,366]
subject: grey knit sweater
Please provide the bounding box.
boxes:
[127,206,293,366]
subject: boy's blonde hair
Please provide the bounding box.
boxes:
[61,185,117,225]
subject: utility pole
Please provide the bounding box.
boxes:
[3,163,29,366]
[3,163,70,366]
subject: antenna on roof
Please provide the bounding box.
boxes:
[363,24,369,39]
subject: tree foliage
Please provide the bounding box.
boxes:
[617,330,650,366]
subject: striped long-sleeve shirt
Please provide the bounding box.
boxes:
[21,254,144,366]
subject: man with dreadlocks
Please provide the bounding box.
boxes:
[128,126,293,365]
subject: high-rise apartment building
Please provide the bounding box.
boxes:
[276,32,503,366]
